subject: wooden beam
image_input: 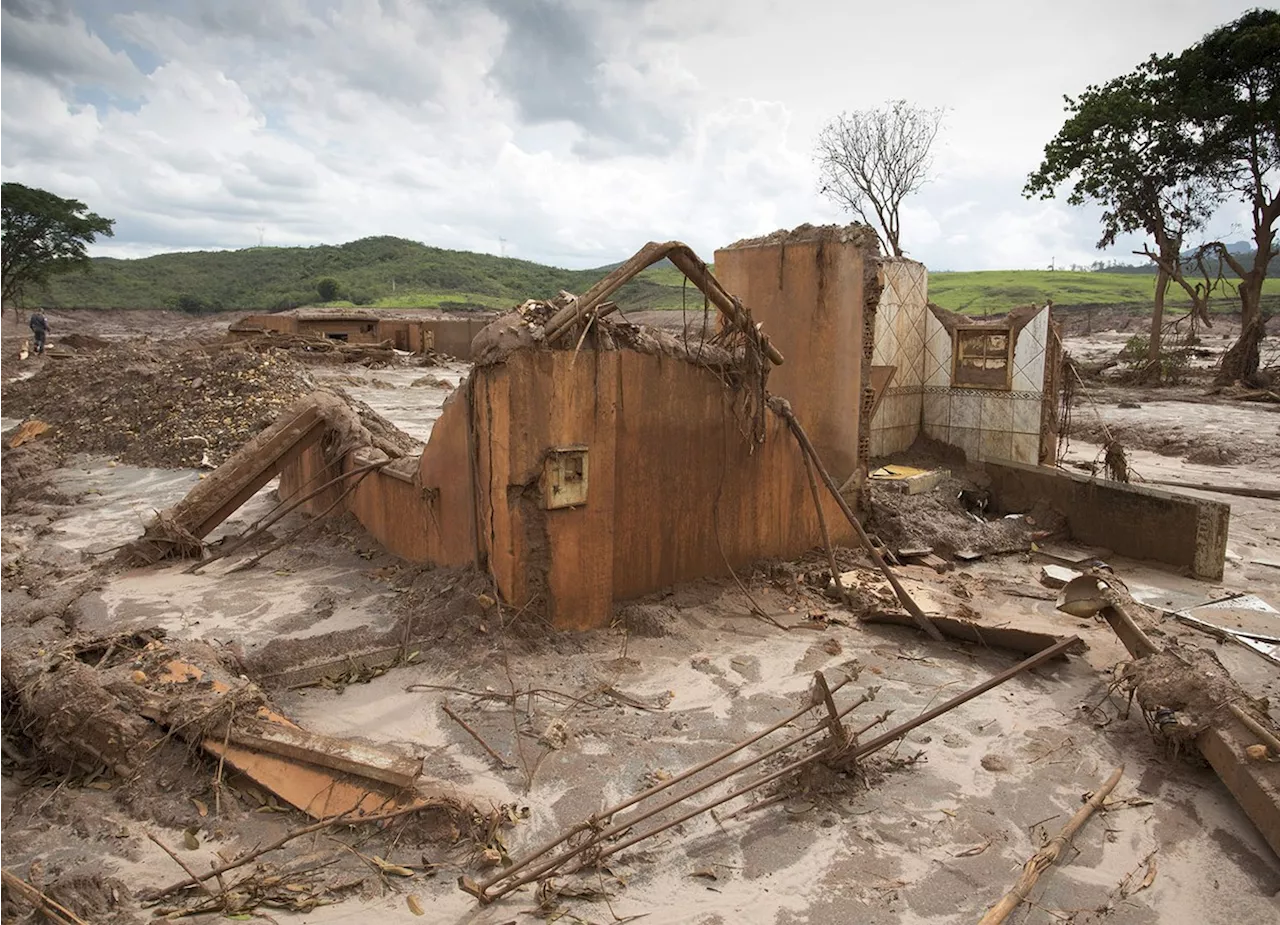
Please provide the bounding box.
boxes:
[225,724,421,790]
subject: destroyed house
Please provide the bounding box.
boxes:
[139,222,1231,632]
[230,306,499,359]
[278,230,888,631]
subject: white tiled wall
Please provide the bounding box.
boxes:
[869,259,928,457]
[869,262,1051,466]
[917,307,1050,465]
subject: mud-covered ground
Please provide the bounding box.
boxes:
[1,308,1278,924]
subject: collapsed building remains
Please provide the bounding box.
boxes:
[230,307,500,359]
[138,224,1231,630]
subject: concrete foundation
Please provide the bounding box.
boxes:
[984,459,1231,579]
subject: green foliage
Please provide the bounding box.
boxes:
[1,182,115,305]
[1028,10,1279,330]
[316,277,341,302]
[1025,59,1215,251]
[35,236,707,313]
[1118,334,1192,384]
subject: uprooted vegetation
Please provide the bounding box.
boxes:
[0,626,509,923]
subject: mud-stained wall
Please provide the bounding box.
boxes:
[985,460,1230,580]
[430,317,496,360]
[715,229,876,484]
[280,393,477,566]
[229,314,495,359]
[231,314,297,335]
[283,343,856,631]
[472,348,854,629]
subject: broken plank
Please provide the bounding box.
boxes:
[225,724,420,790]
[1033,542,1109,567]
[202,740,419,819]
[1039,565,1081,589]
[860,611,1074,657]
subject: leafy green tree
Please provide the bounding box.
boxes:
[316,277,340,302]
[1169,9,1278,378]
[1,183,115,316]
[1026,61,1218,372]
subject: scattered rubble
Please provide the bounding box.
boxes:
[1,343,315,468]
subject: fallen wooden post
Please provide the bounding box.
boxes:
[1059,574,1280,858]
[978,766,1124,924]
[1,868,91,925]
[124,392,370,563]
[225,723,420,789]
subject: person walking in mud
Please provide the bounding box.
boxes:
[28,311,48,354]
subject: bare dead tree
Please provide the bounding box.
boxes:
[815,101,944,256]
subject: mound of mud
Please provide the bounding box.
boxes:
[1,343,315,468]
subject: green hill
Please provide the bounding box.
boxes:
[927,269,1280,314]
[36,236,699,314]
[32,236,1280,316]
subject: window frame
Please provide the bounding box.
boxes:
[950,324,1014,391]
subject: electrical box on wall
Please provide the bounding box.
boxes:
[542,446,589,510]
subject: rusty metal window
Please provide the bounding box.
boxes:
[952,327,1012,389]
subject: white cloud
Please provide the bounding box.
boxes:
[0,0,1268,274]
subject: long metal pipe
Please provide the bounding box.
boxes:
[466,635,1080,904]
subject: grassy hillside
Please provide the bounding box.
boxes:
[32,235,1280,316]
[37,236,695,314]
[927,269,1280,314]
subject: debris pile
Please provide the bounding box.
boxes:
[868,475,1062,558]
[1,343,315,468]
[230,333,410,368]
[0,628,501,923]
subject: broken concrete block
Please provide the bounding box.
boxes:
[1039,565,1082,589]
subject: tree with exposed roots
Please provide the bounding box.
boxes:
[1025,60,1219,378]
[1028,10,1278,384]
[1172,9,1279,383]
[2,182,114,320]
[815,101,944,257]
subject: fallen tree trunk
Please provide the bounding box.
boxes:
[1,632,262,780]
[1215,316,1266,386]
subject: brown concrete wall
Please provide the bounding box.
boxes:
[296,320,381,344]
[472,350,619,630]
[715,231,875,484]
[474,349,852,628]
[984,460,1230,580]
[231,314,297,335]
[282,342,856,630]
[610,350,851,599]
[427,317,493,360]
[280,392,478,566]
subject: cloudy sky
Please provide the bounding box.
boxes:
[0,0,1263,270]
